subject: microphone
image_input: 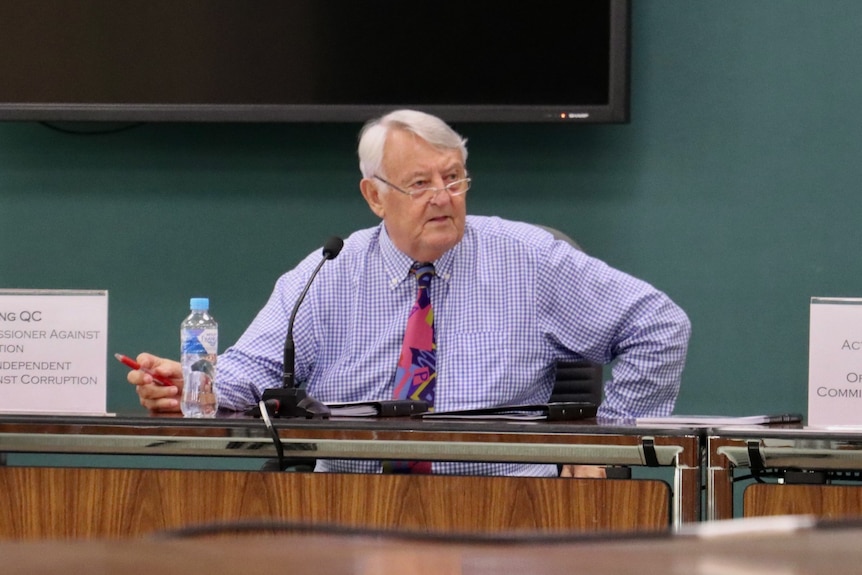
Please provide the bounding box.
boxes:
[283,236,343,389]
[258,236,343,419]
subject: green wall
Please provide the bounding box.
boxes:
[2,1,860,416]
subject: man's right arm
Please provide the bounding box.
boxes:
[213,258,323,411]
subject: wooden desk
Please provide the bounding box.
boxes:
[0,414,701,538]
[5,519,862,575]
[707,426,862,520]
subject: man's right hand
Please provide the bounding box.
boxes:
[126,353,183,414]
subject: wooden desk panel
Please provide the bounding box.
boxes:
[708,428,862,520]
[744,484,862,520]
[0,414,702,526]
[0,466,670,539]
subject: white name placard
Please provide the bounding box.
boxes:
[0,289,108,415]
[808,297,862,427]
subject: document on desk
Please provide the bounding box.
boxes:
[418,402,598,421]
[324,400,429,417]
[635,414,803,426]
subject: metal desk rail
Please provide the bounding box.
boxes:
[707,426,862,520]
[0,414,703,527]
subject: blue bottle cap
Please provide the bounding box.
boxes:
[190,297,209,311]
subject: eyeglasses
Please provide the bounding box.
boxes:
[373,174,472,199]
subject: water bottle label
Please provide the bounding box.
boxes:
[181,328,218,355]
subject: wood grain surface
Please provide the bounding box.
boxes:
[744,483,862,520]
[0,467,670,539]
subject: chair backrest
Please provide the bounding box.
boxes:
[535,224,583,250]
[537,224,604,406]
[551,360,603,404]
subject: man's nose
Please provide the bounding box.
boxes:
[427,176,452,205]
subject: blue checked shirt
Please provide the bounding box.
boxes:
[217,216,691,476]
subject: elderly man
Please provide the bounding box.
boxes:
[129,109,691,477]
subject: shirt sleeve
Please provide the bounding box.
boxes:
[537,241,691,419]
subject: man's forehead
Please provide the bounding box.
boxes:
[384,132,464,169]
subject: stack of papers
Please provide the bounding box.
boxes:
[635,414,803,426]
[324,400,428,417]
[418,402,598,422]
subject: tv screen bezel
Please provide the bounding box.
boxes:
[0,0,630,124]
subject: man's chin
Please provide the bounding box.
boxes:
[419,231,462,259]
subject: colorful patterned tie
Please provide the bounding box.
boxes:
[388,262,436,474]
[393,262,437,406]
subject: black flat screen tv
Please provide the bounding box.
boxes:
[0,0,630,124]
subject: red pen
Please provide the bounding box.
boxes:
[114,353,176,387]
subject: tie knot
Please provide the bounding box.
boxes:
[411,262,435,279]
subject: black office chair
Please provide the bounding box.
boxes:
[551,360,603,405]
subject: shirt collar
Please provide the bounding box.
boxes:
[378,222,457,289]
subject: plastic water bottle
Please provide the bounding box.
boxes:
[180,297,218,418]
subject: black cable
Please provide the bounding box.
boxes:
[259,400,286,471]
[733,473,769,484]
[727,469,862,485]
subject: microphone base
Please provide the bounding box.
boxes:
[259,388,331,419]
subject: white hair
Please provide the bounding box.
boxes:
[357,109,469,182]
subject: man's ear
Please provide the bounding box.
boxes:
[360,178,385,218]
